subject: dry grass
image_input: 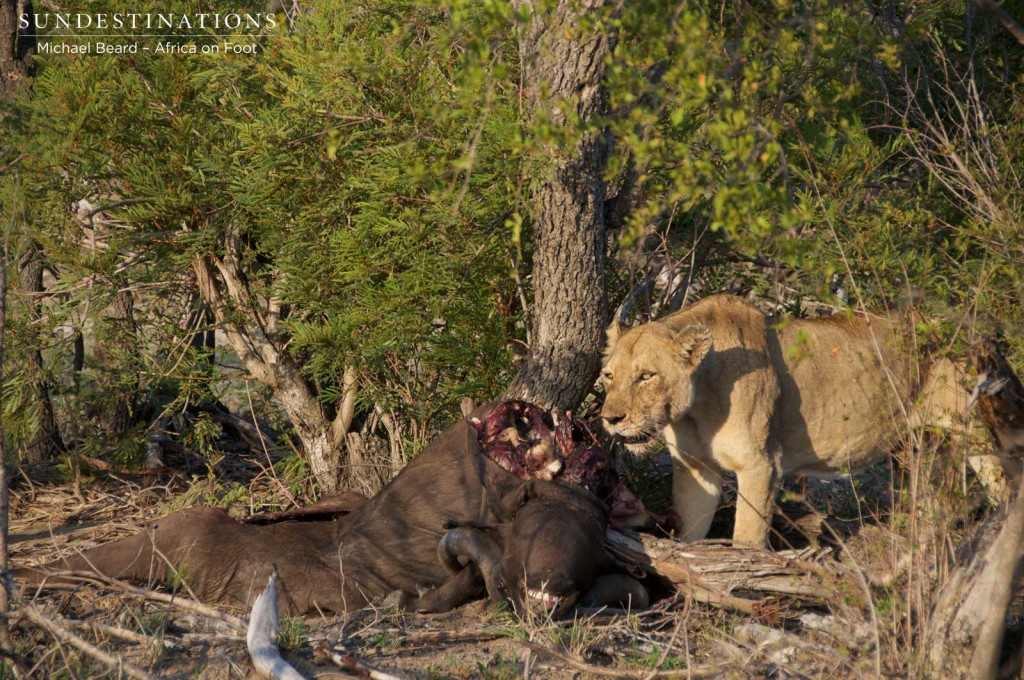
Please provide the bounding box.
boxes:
[4,392,1022,678]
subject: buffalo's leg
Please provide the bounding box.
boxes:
[408,567,487,613]
[580,573,649,610]
[16,508,228,594]
[18,527,170,590]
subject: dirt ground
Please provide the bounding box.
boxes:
[5,449,1021,679]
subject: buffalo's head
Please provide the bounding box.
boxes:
[440,479,648,617]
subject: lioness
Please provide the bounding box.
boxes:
[599,293,980,547]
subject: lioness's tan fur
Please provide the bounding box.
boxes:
[600,293,978,546]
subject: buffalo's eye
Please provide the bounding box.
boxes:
[636,371,656,383]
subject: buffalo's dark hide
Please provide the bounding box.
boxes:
[18,406,647,616]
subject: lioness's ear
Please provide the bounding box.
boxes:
[674,324,712,368]
[606,318,626,347]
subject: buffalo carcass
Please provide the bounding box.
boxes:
[17,405,648,616]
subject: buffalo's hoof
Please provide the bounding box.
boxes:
[381,589,410,613]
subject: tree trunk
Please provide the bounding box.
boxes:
[0,235,12,646]
[92,288,138,438]
[504,0,616,413]
[0,0,27,95]
[191,243,356,493]
[18,241,61,463]
[925,478,1024,678]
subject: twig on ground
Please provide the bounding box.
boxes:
[517,639,720,679]
[18,600,158,680]
[399,628,506,646]
[69,618,166,649]
[0,644,30,680]
[329,650,406,680]
[25,570,247,634]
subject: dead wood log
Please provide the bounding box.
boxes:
[606,530,847,615]
[924,478,1024,678]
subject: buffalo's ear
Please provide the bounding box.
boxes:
[606,318,626,349]
[499,480,538,520]
[674,323,712,368]
[444,519,510,545]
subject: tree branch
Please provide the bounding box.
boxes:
[330,366,359,446]
[213,228,278,365]
[973,0,1024,45]
[191,253,275,386]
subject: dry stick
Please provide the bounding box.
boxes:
[34,571,246,634]
[517,639,718,679]
[645,617,684,680]
[244,379,299,509]
[19,600,158,680]
[0,638,28,680]
[328,651,405,680]
[69,619,164,648]
[24,644,58,679]
[398,628,505,646]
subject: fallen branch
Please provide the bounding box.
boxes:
[606,530,844,615]
[19,600,157,680]
[247,575,305,680]
[69,619,166,649]
[23,570,246,635]
[925,477,1024,677]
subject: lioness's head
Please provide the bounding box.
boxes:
[599,319,713,453]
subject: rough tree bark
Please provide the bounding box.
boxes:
[89,287,138,438]
[0,234,11,645]
[191,227,357,493]
[18,242,61,463]
[0,0,28,95]
[504,0,616,413]
[924,481,1024,678]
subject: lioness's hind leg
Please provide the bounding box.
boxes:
[672,457,723,542]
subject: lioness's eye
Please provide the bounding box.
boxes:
[637,371,656,383]
[601,371,612,382]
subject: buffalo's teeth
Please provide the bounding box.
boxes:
[526,588,560,606]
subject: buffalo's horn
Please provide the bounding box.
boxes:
[580,573,650,610]
[437,527,504,602]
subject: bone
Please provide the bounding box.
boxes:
[246,575,306,680]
